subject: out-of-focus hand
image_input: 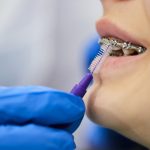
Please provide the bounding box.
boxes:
[0,86,85,150]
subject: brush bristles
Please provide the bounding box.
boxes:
[88,55,101,73]
[88,44,112,73]
[88,48,105,73]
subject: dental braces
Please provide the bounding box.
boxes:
[99,37,146,54]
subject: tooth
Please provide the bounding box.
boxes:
[112,46,121,51]
[122,49,135,56]
[137,47,145,53]
[100,37,146,56]
[115,42,123,48]
[127,45,145,54]
[122,42,131,49]
[100,38,110,45]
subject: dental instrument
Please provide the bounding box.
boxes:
[70,41,113,98]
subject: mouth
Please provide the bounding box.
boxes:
[100,37,147,57]
[94,19,148,72]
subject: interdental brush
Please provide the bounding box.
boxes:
[70,41,113,98]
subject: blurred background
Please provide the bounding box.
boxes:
[0,0,101,149]
[0,0,101,88]
[0,1,148,150]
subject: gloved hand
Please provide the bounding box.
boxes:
[0,86,85,150]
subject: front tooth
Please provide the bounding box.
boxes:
[122,42,131,49]
[112,46,121,50]
[100,38,110,45]
[109,40,121,50]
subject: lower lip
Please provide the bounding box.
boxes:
[96,52,147,71]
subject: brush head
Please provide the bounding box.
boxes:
[70,39,112,98]
[89,41,112,73]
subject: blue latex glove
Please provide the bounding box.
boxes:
[0,86,85,150]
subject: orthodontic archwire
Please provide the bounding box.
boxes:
[70,40,113,98]
[101,37,146,54]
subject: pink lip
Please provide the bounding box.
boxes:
[95,18,147,71]
[96,18,144,46]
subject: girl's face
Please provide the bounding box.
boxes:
[85,0,150,148]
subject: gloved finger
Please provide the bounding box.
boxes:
[0,124,76,150]
[0,86,85,129]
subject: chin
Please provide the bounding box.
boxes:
[85,81,130,130]
[84,51,150,147]
[85,56,150,130]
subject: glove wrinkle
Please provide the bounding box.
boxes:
[0,86,85,133]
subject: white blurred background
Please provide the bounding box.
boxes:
[0,0,103,149]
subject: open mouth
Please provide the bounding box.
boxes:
[100,37,147,57]
[94,19,149,73]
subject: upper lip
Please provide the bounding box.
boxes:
[96,18,146,47]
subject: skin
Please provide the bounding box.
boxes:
[84,0,150,148]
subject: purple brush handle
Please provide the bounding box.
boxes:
[70,73,93,98]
